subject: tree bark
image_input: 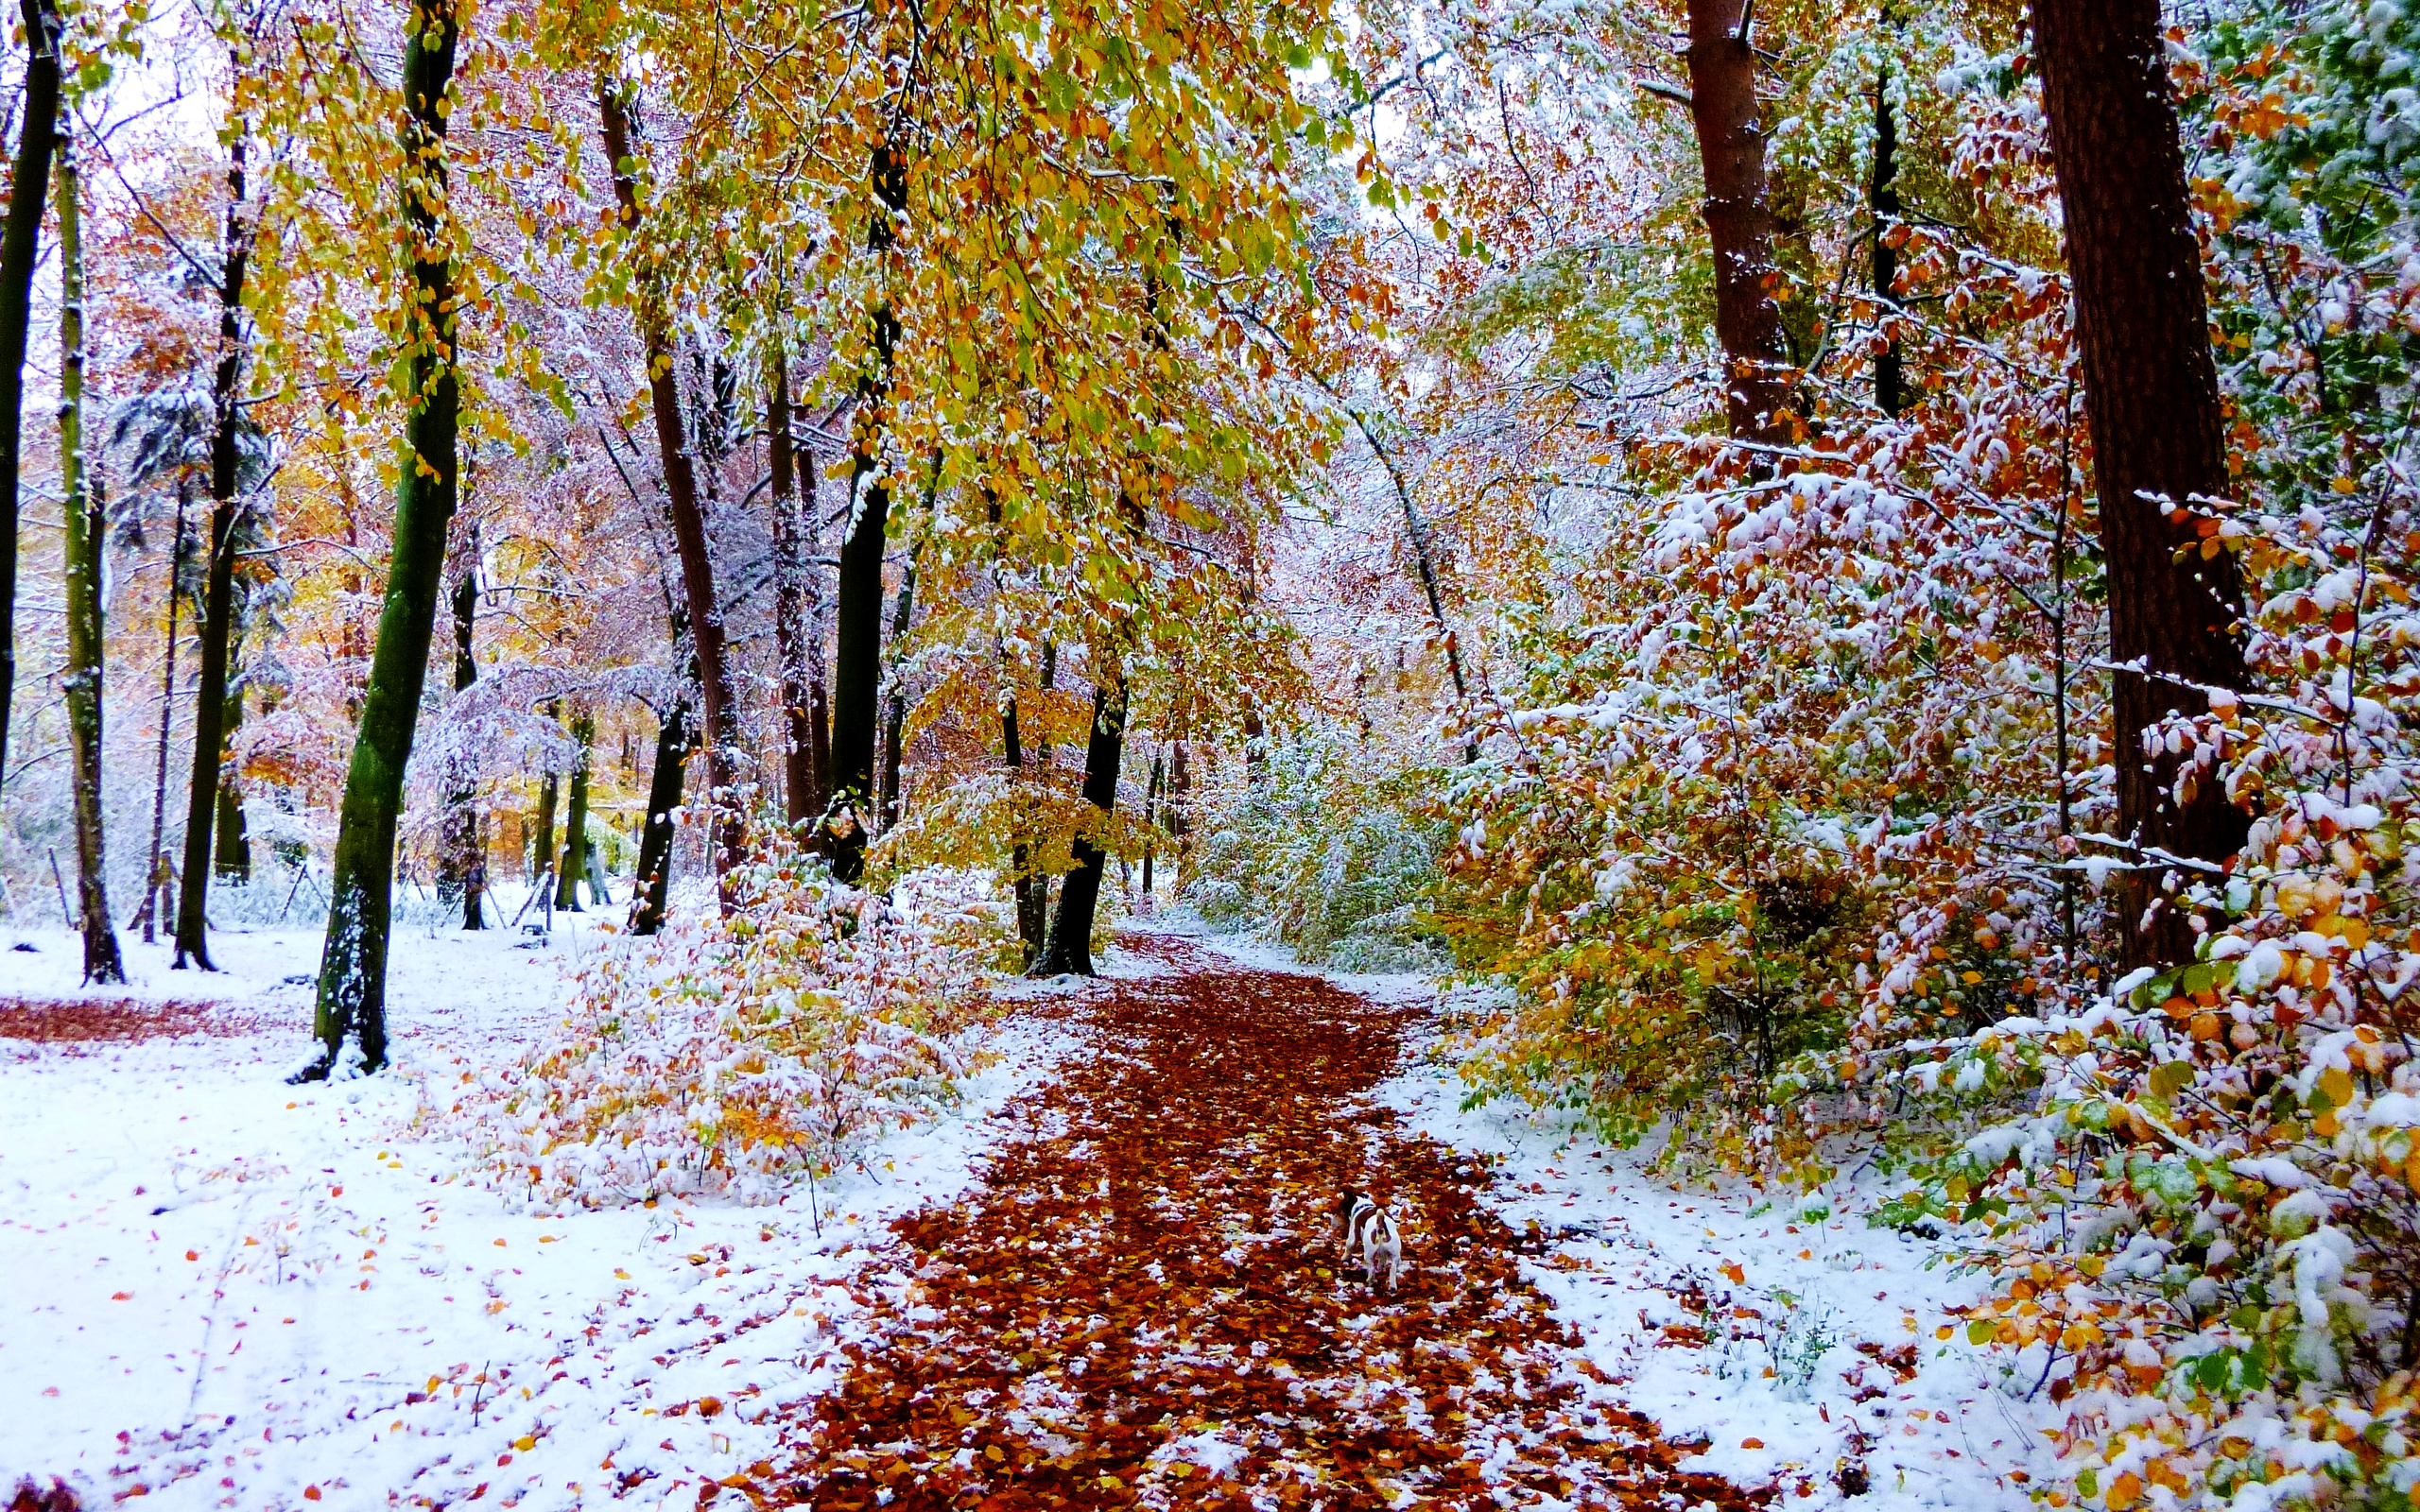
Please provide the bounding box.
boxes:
[631,621,695,937]
[1001,685,1045,966]
[56,125,124,985]
[136,488,191,943]
[767,351,817,832]
[1167,738,1189,893]
[831,143,907,884]
[555,711,592,910]
[1033,677,1125,978]
[437,525,481,926]
[214,667,251,882]
[2034,0,2249,967]
[530,767,557,880]
[597,82,744,899]
[0,0,61,799]
[173,124,251,970]
[1684,0,1793,447]
[301,0,462,1079]
[1871,61,1903,420]
[877,553,915,834]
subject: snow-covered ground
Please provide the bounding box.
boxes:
[0,901,1074,1510]
[1177,920,2062,1512]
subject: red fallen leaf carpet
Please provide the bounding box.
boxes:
[749,938,1764,1511]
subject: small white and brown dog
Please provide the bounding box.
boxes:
[1331,1190,1406,1293]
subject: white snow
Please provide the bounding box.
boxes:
[0,902,1076,1508]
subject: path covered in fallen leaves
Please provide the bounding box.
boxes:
[766,938,1761,1511]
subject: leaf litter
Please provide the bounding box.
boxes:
[752,937,1763,1511]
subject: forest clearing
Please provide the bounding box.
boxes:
[1,0,2417,1505]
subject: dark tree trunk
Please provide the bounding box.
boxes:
[1167,738,1190,892]
[1002,686,1045,966]
[1871,62,1904,420]
[302,0,462,1080]
[877,555,915,834]
[1033,678,1126,978]
[1139,748,1162,907]
[173,125,251,971]
[1684,0,1793,447]
[437,530,481,926]
[631,644,694,936]
[0,0,60,798]
[214,674,251,882]
[2034,0,2249,967]
[598,82,744,898]
[555,712,592,910]
[767,352,818,833]
[830,143,908,885]
[56,125,123,985]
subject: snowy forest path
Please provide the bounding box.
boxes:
[761,936,1763,1511]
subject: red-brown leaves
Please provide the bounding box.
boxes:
[0,997,251,1046]
[760,940,1766,1510]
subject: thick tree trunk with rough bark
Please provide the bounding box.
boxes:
[56,127,124,985]
[598,83,744,900]
[831,143,908,885]
[302,0,462,1079]
[0,0,61,799]
[2034,0,2249,967]
[174,127,251,970]
[1034,678,1126,978]
[1684,0,1793,447]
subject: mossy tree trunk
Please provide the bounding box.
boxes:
[56,123,124,986]
[0,0,61,797]
[436,524,483,926]
[555,712,592,910]
[302,0,462,1080]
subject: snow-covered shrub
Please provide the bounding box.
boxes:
[426,850,996,1206]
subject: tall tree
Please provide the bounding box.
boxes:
[1684,0,1793,447]
[631,615,694,936]
[55,119,124,985]
[0,0,62,793]
[829,140,907,885]
[301,0,463,1080]
[134,489,191,942]
[877,551,915,833]
[2033,0,2248,966]
[1870,56,1903,420]
[172,121,253,970]
[1033,674,1125,977]
[213,653,251,880]
[596,80,744,898]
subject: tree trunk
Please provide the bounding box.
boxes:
[1167,738,1189,893]
[877,554,915,835]
[1139,748,1162,908]
[1684,0,1793,447]
[2034,0,2249,967]
[1033,677,1125,978]
[1871,60,1903,419]
[555,712,592,910]
[437,525,481,926]
[530,768,557,880]
[55,125,124,986]
[597,82,744,898]
[173,124,251,971]
[0,0,61,799]
[213,668,251,882]
[767,351,816,832]
[830,143,908,885]
[631,626,694,937]
[136,486,191,944]
[301,0,462,1080]
[1001,686,1046,967]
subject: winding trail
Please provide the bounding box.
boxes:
[766,938,1761,1511]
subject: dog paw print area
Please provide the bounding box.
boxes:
[766,937,1765,1511]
